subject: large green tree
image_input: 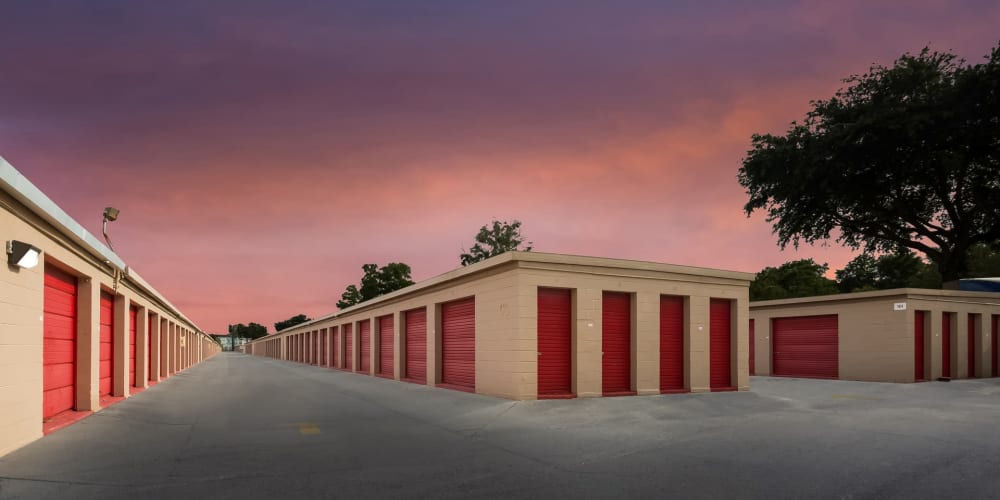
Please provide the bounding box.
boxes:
[227,322,268,349]
[274,314,311,332]
[337,262,415,309]
[739,44,1000,282]
[835,251,941,292]
[460,219,532,266]
[750,259,839,301]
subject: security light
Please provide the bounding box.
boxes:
[102,206,119,251]
[7,240,40,269]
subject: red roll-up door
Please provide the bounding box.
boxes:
[99,292,114,396]
[405,308,427,383]
[147,313,154,381]
[709,299,734,390]
[331,327,338,368]
[749,319,756,376]
[968,315,977,378]
[441,297,475,390]
[378,315,394,377]
[771,314,838,380]
[43,266,77,419]
[129,306,138,387]
[915,311,926,381]
[942,313,952,378]
[992,315,998,378]
[659,295,684,393]
[343,324,354,370]
[321,330,327,367]
[538,288,572,398]
[602,292,631,395]
[359,320,371,374]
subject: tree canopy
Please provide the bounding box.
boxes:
[228,322,267,341]
[460,219,532,266]
[835,251,941,292]
[337,262,415,309]
[739,43,1000,282]
[274,314,311,332]
[749,259,839,301]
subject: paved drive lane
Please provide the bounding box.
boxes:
[2,353,999,499]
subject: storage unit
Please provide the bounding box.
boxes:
[330,326,338,368]
[359,320,371,374]
[440,297,475,391]
[771,315,838,379]
[749,318,756,376]
[99,292,114,397]
[709,299,734,391]
[404,308,426,383]
[129,306,138,387]
[993,315,999,378]
[659,295,685,393]
[246,252,753,400]
[43,266,77,419]
[343,324,354,370]
[537,288,572,398]
[378,315,393,377]
[602,292,632,396]
[751,289,1000,383]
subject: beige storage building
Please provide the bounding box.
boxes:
[246,252,754,400]
[750,289,1000,383]
[0,157,220,457]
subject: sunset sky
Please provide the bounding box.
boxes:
[2,1,998,334]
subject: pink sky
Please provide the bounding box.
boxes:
[3,1,998,333]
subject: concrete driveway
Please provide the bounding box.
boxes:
[1,353,998,499]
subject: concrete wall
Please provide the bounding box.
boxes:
[750,290,1000,383]
[0,163,220,458]
[247,253,753,400]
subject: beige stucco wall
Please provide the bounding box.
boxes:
[249,253,753,401]
[750,290,1000,383]
[0,188,219,458]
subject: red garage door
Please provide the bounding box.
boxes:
[441,297,475,391]
[992,315,998,378]
[538,288,572,398]
[147,313,155,381]
[321,329,327,367]
[968,314,977,378]
[915,311,926,381]
[344,324,354,370]
[660,295,685,393]
[602,292,632,395]
[359,320,371,374]
[99,292,114,397]
[772,315,838,379]
[709,299,734,390]
[749,319,756,376]
[405,308,427,383]
[942,313,953,378]
[129,306,138,387]
[43,266,77,419]
[378,315,394,377]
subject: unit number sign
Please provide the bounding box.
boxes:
[893,302,907,311]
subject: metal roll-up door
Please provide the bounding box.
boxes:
[660,295,684,393]
[43,266,77,419]
[404,308,427,383]
[968,315,977,378]
[942,313,953,378]
[538,288,572,398]
[992,315,998,378]
[378,315,394,377]
[602,292,631,395]
[99,292,114,397]
[344,324,354,370]
[749,319,756,376]
[147,313,154,382]
[321,330,327,367]
[129,306,138,387]
[915,311,926,381]
[709,299,734,390]
[359,320,371,374]
[772,314,838,379]
[331,327,338,368]
[441,297,475,390]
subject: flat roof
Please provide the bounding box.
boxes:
[751,288,1000,309]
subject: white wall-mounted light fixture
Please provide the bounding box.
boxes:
[7,240,41,269]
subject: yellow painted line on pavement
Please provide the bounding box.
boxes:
[298,422,321,435]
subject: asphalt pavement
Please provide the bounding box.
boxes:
[1,352,998,499]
